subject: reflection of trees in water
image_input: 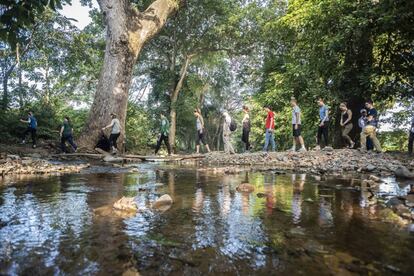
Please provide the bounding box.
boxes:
[0,175,95,274]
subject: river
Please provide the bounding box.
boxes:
[0,163,413,275]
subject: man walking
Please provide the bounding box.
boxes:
[263,106,276,152]
[155,114,172,156]
[360,99,382,152]
[316,98,329,149]
[194,109,211,154]
[20,111,37,148]
[290,97,306,152]
[222,111,235,154]
[241,105,251,152]
[409,115,414,156]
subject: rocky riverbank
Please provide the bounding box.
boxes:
[0,153,89,177]
[203,148,414,177]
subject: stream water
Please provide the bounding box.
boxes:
[0,163,413,275]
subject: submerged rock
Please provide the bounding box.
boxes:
[113,197,138,212]
[236,183,255,193]
[152,194,173,211]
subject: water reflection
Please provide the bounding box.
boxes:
[0,166,413,275]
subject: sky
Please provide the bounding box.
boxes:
[59,0,98,30]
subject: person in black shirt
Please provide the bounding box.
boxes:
[360,99,382,152]
[409,115,414,156]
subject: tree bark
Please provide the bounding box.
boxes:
[168,54,192,152]
[79,0,180,149]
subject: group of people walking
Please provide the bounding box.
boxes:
[19,97,414,156]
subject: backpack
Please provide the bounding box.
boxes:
[30,116,37,129]
[229,118,237,132]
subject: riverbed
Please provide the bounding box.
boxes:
[0,163,413,275]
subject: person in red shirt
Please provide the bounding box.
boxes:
[263,106,276,151]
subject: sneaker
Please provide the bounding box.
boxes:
[299,147,307,152]
[314,145,321,150]
[20,140,26,145]
[350,142,355,149]
[288,147,296,152]
[32,145,37,149]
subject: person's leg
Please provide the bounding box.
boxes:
[61,136,67,153]
[31,128,37,146]
[228,134,235,154]
[367,127,382,152]
[366,137,373,150]
[205,144,211,153]
[360,129,367,151]
[67,135,77,151]
[317,126,323,146]
[22,128,30,143]
[223,134,229,153]
[270,132,276,151]
[263,129,270,151]
[342,124,353,147]
[323,122,329,147]
[155,135,163,154]
[409,132,414,155]
[163,134,172,155]
[246,131,250,151]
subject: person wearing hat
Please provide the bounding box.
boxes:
[289,97,306,152]
[102,113,121,154]
[409,115,414,156]
[222,111,235,154]
[155,113,172,156]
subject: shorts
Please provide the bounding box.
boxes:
[292,124,302,137]
[196,130,207,145]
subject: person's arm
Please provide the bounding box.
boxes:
[20,117,30,123]
[60,126,64,137]
[270,115,274,131]
[102,120,114,130]
[321,107,329,125]
[343,110,352,125]
[295,110,300,129]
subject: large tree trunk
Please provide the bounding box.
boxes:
[168,55,192,152]
[79,0,180,149]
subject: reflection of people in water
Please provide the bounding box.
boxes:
[291,174,305,224]
[221,174,232,217]
[192,170,204,213]
[318,198,334,227]
[241,172,251,215]
[264,173,276,214]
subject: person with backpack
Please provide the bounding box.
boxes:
[241,105,251,152]
[60,117,77,153]
[263,106,276,152]
[194,108,211,154]
[222,111,235,154]
[102,113,121,154]
[20,111,37,148]
[155,114,172,156]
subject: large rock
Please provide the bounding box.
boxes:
[103,155,124,163]
[394,166,414,179]
[236,183,255,193]
[113,197,138,212]
[152,194,173,211]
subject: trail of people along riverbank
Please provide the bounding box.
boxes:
[0,163,413,275]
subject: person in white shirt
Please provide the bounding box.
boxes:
[102,113,121,154]
[222,111,235,154]
[290,97,306,152]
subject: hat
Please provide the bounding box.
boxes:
[360,109,367,113]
